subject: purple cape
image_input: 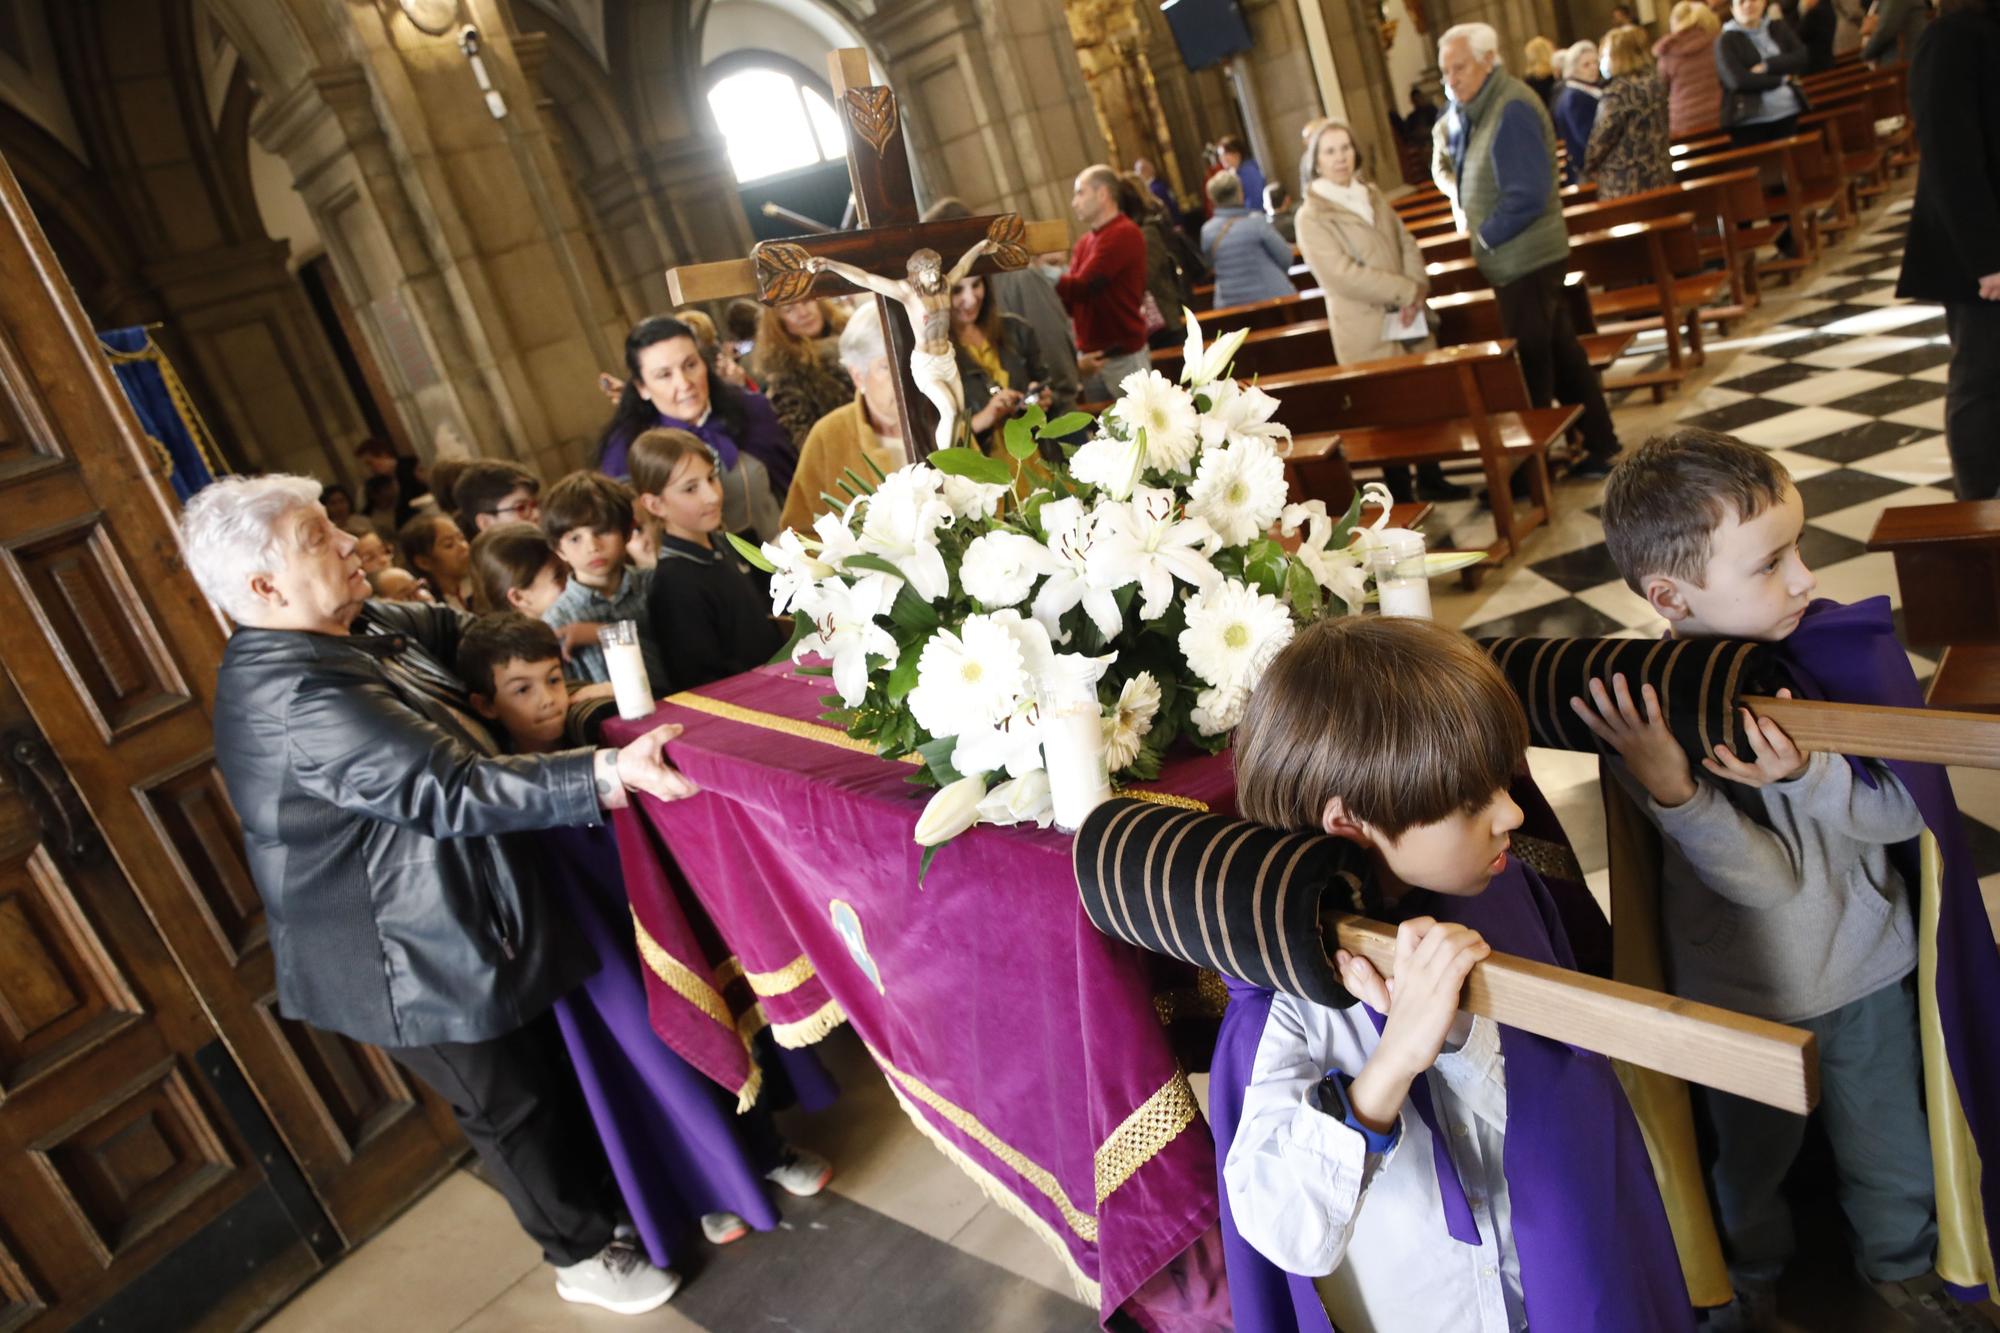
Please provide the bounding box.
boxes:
[601,391,798,499]
[543,821,835,1268]
[1780,596,2000,1300]
[1208,827,1693,1331]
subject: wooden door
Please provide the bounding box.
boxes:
[0,148,460,1295]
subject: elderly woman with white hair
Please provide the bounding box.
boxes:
[779,302,916,532]
[1552,39,1605,184]
[185,474,695,1317]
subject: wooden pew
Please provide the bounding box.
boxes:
[1186,289,1325,337]
[1565,213,1727,400]
[1672,134,1832,282]
[1866,501,2000,712]
[1428,272,1637,372]
[1257,341,1577,568]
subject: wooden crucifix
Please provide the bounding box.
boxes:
[665,49,1072,458]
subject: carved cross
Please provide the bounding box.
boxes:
[664,49,1072,458]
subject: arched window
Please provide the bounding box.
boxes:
[706,65,848,184]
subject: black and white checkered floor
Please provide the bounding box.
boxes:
[1417,187,2000,911]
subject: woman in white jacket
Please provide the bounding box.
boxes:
[1294,121,1464,501]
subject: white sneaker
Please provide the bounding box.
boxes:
[764,1147,833,1198]
[554,1240,681,1315]
[701,1211,749,1245]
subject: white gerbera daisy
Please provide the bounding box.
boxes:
[907,613,1028,739]
[1102,671,1162,770]
[960,531,1058,609]
[1187,438,1289,546]
[1178,578,1295,690]
[1109,371,1200,474]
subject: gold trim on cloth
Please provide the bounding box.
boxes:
[1510,831,1584,884]
[1917,831,1998,1291]
[741,953,818,998]
[878,1073,1105,1307]
[1113,787,1211,812]
[1094,1070,1200,1204]
[662,689,923,765]
[1153,969,1232,1026]
[866,1043,1101,1243]
[630,911,764,1111]
[770,997,848,1048]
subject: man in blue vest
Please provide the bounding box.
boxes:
[1432,22,1623,478]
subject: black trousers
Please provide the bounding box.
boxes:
[392,1015,619,1267]
[1944,300,2000,500]
[1726,114,1800,148]
[1492,260,1620,460]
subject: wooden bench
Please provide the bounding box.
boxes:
[1189,289,1326,336]
[1428,273,1636,371]
[1673,134,1832,281]
[1866,500,2000,711]
[1568,213,1731,399]
[1256,341,1579,568]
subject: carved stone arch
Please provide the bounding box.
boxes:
[197,0,360,104]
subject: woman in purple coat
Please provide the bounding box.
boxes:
[598,316,798,543]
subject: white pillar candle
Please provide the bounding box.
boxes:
[597,622,656,720]
[1370,528,1434,621]
[1041,706,1112,833]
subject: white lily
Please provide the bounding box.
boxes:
[952,703,1045,780]
[1197,378,1289,453]
[1180,309,1251,389]
[1068,430,1147,501]
[976,769,1055,828]
[793,575,902,707]
[1091,487,1222,620]
[915,775,987,846]
[1031,497,1125,644]
[1280,500,1367,615]
[940,471,1010,521]
[854,465,953,601]
[762,527,842,616]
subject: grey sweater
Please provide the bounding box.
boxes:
[1610,751,1923,1023]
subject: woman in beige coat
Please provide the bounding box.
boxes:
[1294,121,1464,500]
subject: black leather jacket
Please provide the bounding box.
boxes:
[213,600,601,1048]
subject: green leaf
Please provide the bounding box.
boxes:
[884,642,923,702]
[916,735,963,785]
[1039,411,1093,439]
[917,843,940,888]
[841,467,877,498]
[725,531,777,573]
[1002,415,1038,461]
[840,552,906,581]
[888,583,941,632]
[1423,550,1487,577]
[795,664,832,676]
[767,612,814,665]
[1286,557,1324,622]
[1018,402,1047,432]
[860,450,889,483]
[926,447,1012,485]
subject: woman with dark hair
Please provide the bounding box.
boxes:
[1215,134,1267,221]
[948,272,1056,445]
[1118,171,1203,350]
[597,316,797,542]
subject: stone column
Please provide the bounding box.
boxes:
[1233,0,1338,196]
[861,0,1104,222]
[1308,0,1410,191]
[252,2,637,478]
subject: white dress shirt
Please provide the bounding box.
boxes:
[1222,992,1527,1333]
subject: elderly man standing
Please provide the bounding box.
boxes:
[1433,22,1623,478]
[1056,164,1152,399]
[183,476,698,1316]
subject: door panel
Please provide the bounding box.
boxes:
[0,145,458,1281]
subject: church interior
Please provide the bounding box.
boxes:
[1,0,1997,1329]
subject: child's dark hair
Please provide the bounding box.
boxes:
[628,429,718,532]
[426,459,470,515]
[457,612,565,698]
[455,460,541,521]
[540,470,635,544]
[469,521,560,613]
[1601,429,1790,592]
[1234,617,1527,837]
[396,511,453,573]
[596,315,753,469]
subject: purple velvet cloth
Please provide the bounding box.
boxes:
[600,391,798,498]
[606,665,1233,1328]
[1207,796,1694,1333]
[1780,596,2000,1297]
[544,820,832,1269]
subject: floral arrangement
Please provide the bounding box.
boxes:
[734,312,1460,858]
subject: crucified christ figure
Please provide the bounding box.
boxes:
[808,238,991,452]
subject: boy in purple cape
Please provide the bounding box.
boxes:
[1218,617,1693,1333]
[1578,430,1991,1333]
[457,614,835,1305]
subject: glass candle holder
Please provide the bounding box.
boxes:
[1370,528,1433,620]
[1035,664,1111,834]
[597,621,656,720]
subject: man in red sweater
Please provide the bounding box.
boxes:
[1055,165,1151,399]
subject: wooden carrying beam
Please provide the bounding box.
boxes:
[1744,695,2000,769]
[1333,916,1819,1114]
[665,218,1072,306]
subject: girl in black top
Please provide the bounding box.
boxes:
[630,428,789,692]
